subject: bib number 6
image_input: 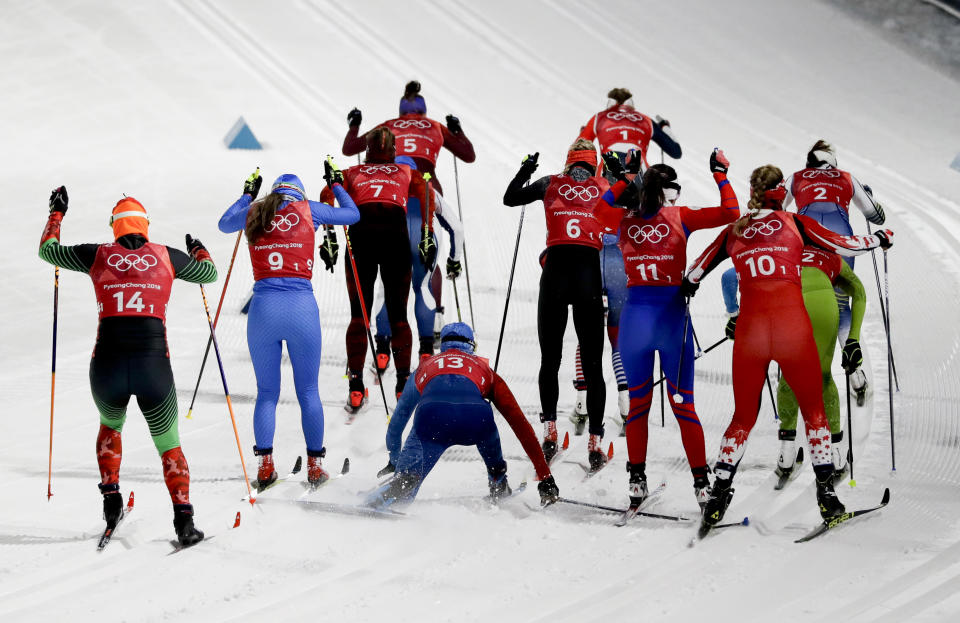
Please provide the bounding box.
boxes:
[566,218,581,239]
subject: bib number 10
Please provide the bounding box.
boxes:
[743,254,795,278]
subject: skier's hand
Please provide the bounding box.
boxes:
[445,114,462,135]
[862,184,874,198]
[446,257,462,280]
[710,148,729,174]
[518,152,539,177]
[875,229,894,250]
[655,115,670,128]
[842,338,863,374]
[725,312,738,341]
[377,461,396,478]
[318,229,339,272]
[347,107,362,128]
[680,276,700,298]
[624,149,642,175]
[418,228,437,270]
[49,186,69,215]
[602,151,627,182]
[324,157,344,188]
[185,234,211,263]
[538,475,560,506]
[243,168,263,199]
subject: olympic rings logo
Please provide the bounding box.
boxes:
[558,184,600,201]
[266,213,301,233]
[107,253,158,271]
[741,219,783,239]
[802,169,840,179]
[627,223,670,244]
[606,111,643,122]
[360,165,399,174]
[392,119,432,129]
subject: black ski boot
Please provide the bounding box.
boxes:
[701,476,735,529]
[173,504,205,547]
[814,465,846,520]
[487,462,512,501]
[774,429,797,480]
[627,462,648,506]
[377,472,421,507]
[692,466,711,511]
[100,483,123,529]
[395,370,411,400]
[541,416,559,463]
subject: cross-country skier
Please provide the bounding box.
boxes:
[218,165,360,491]
[720,243,868,483]
[39,187,218,546]
[685,164,893,531]
[336,127,435,407]
[369,323,559,507]
[601,148,740,509]
[502,140,623,471]
[577,87,681,172]
[341,80,476,195]
[784,140,886,405]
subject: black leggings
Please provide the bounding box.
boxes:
[538,245,606,436]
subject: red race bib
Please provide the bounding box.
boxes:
[384,115,444,166]
[619,207,688,286]
[249,201,315,281]
[343,163,413,209]
[801,245,844,283]
[727,212,805,286]
[542,175,610,250]
[594,105,654,163]
[415,350,494,396]
[791,168,854,211]
[90,242,175,320]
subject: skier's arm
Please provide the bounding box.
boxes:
[503,173,550,207]
[440,124,476,163]
[342,125,367,157]
[168,246,218,284]
[385,378,422,465]
[686,228,732,283]
[490,374,552,481]
[308,184,361,228]
[721,267,740,315]
[651,120,682,159]
[434,191,464,262]
[850,176,886,225]
[576,114,599,142]
[794,214,888,257]
[835,262,867,342]
[410,174,435,233]
[782,174,797,211]
[218,194,252,233]
[679,172,741,232]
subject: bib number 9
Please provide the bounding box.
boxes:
[268,252,283,271]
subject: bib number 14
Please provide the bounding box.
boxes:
[112,290,154,313]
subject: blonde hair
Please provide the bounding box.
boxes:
[563,138,597,174]
[732,165,783,237]
[245,194,283,243]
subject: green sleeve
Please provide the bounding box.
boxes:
[835,262,866,341]
[167,246,218,284]
[38,239,98,274]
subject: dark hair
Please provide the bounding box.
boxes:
[365,126,396,163]
[404,80,421,99]
[732,164,783,237]
[806,139,833,168]
[607,87,632,105]
[245,193,283,243]
[637,164,676,218]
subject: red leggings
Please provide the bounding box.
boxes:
[716,281,832,473]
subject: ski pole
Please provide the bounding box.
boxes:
[671,301,691,404]
[884,249,895,470]
[690,318,703,357]
[198,284,255,504]
[451,276,463,322]
[765,371,779,421]
[47,267,59,500]
[659,355,665,428]
[452,156,475,327]
[652,335,728,390]
[185,230,243,419]
[866,222,899,390]
[494,203,526,373]
[845,372,855,485]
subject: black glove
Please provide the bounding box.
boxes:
[875,229,894,250]
[446,257,462,280]
[725,313,738,341]
[518,152,539,177]
[376,462,396,478]
[319,229,339,272]
[655,115,670,128]
[347,107,362,128]
[680,276,700,298]
[862,184,874,198]
[842,338,863,374]
[185,234,209,262]
[419,228,437,269]
[324,157,344,188]
[243,168,263,199]
[624,149,642,175]
[538,475,559,506]
[49,186,69,215]
[602,151,627,182]
[445,114,462,134]
[709,148,729,174]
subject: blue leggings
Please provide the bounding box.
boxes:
[247,289,325,454]
[375,198,438,342]
[619,286,706,469]
[799,202,854,337]
[574,241,628,391]
[391,399,505,500]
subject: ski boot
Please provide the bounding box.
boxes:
[618,385,630,437]
[850,368,868,407]
[254,448,277,492]
[307,449,330,489]
[487,462,512,501]
[373,472,420,508]
[692,466,711,511]
[831,432,849,483]
[173,504,204,547]
[99,483,123,529]
[568,390,587,436]
[700,476,735,528]
[347,371,367,414]
[587,433,607,471]
[627,462,648,506]
[774,429,797,481]
[432,306,445,350]
[815,465,846,520]
[541,417,559,464]
[395,370,410,400]
[373,335,391,379]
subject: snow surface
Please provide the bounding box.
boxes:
[3,1,960,621]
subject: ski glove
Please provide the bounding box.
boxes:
[445,114,462,134]
[519,152,539,177]
[419,228,437,270]
[725,313,738,341]
[376,461,396,478]
[601,151,627,182]
[446,257,462,280]
[185,234,211,263]
[624,149,642,175]
[680,276,700,298]
[655,115,670,128]
[842,338,863,374]
[319,229,339,272]
[49,186,68,215]
[538,475,560,506]
[875,229,894,250]
[243,168,263,199]
[710,148,729,174]
[324,158,344,188]
[347,107,362,128]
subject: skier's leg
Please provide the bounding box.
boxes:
[285,292,326,456]
[89,354,130,489]
[572,267,606,437]
[247,292,283,454]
